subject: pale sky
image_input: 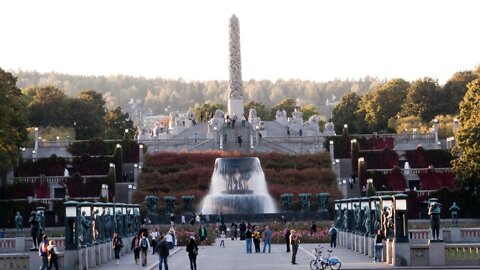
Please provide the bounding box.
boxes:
[1,0,479,84]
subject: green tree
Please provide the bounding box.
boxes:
[27,86,71,127]
[358,78,410,132]
[244,101,270,121]
[270,98,296,119]
[452,79,480,186]
[0,68,28,181]
[301,104,321,121]
[104,107,135,139]
[193,102,226,121]
[439,71,478,116]
[400,77,441,122]
[331,92,367,134]
[72,90,106,140]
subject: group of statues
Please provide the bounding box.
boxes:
[221,168,252,192]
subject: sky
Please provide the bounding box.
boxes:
[1,0,479,84]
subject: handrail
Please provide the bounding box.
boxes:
[188,138,214,152]
[367,167,453,174]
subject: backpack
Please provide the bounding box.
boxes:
[192,246,198,255]
[141,238,148,250]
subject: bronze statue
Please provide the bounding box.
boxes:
[449,202,460,227]
[428,200,442,240]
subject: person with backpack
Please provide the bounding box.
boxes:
[47,240,59,270]
[140,232,150,266]
[131,233,141,265]
[38,234,49,270]
[112,232,123,264]
[186,235,198,270]
[328,223,338,248]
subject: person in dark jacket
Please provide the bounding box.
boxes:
[131,233,140,265]
[185,236,198,270]
[285,228,291,252]
[155,234,170,270]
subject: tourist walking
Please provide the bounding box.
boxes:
[39,234,49,270]
[290,230,300,264]
[374,230,384,263]
[151,227,160,254]
[140,232,150,266]
[47,240,59,270]
[245,228,253,253]
[186,236,198,270]
[262,226,272,253]
[198,225,207,247]
[166,228,175,249]
[155,234,169,270]
[131,233,141,265]
[284,228,291,252]
[329,224,338,248]
[219,231,226,247]
[112,232,123,265]
[253,227,261,252]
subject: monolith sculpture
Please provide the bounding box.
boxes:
[227,15,244,118]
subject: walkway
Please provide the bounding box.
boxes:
[96,238,479,270]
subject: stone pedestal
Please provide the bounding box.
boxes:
[64,250,80,270]
[367,237,374,257]
[450,227,460,242]
[428,240,445,266]
[88,245,96,267]
[347,232,353,249]
[386,239,393,264]
[228,99,244,119]
[100,243,107,264]
[15,236,25,253]
[393,240,410,266]
[359,235,365,254]
[77,248,87,270]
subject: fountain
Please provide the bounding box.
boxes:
[200,157,277,214]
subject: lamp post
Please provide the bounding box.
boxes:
[101,184,109,202]
[255,125,260,146]
[329,140,334,163]
[128,184,136,204]
[64,201,80,269]
[138,144,144,167]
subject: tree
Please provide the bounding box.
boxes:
[72,90,106,140]
[400,77,441,122]
[27,86,71,127]
[439,71,478,116]
[358,78,410,132]
[331,92,367,134]
[301,104,321,121]
[270,98,296,119]
[104,107,135,139]
[193,102,226,121]
[0,68,28,181]
[244,101,270,121]
[452,79,480,187]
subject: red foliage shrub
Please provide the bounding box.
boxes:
[419,171,455,190]
[361,148,399,170]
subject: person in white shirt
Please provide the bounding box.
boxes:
[140,232,150,266]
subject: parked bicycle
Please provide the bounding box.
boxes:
[310,246,342,270]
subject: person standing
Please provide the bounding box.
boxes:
[112,232,123,265]
[131,233,141,265]
[230,222,238,240]
[284,228,291,252]
[186,236,198,270]
[38,234,49,270]
[166,229,174,249]
[198,225,207,247]
[328,224,338,248]
[239,221,246,240]
[219,231,226,247]
[310,221,317,235]
[374,230,384,263]
[290,230,300,264]
[245,227,253,253]
[155,234,170,270]
[47,240,59,270]
[262,226,272,253]
[140,232,150,266]
[151,227,159,255]
[181,213,186,225]
[253,227,261,253]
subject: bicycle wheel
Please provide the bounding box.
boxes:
[310,259,318,270]
[329,261,341,270]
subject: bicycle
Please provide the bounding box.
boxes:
[310,246,342,270]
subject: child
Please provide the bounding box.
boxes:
[220,231,226,247]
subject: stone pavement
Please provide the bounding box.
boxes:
[96,238,479,270]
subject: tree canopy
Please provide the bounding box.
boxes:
[452,79,480,186]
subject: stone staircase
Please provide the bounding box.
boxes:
[220,124,253,152]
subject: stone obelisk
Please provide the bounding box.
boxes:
[227,14,244,118]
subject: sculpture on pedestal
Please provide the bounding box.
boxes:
[15,212,23,234]
[317,193,329,212]
[227,15,244,117]
[164,196,176,215]
[79,211,91,246]
[103,208,112,240]
[93,209,101,243]
[335,204,343,229]
[449,202,460,227]
[182,195,194,213]
[299,193,311,212]
[363,205,371,235]
[281,193,293,212]
[29,211,41,249]
[428,200,442,240]
[144,195,159,216]
[382,206,394,239]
